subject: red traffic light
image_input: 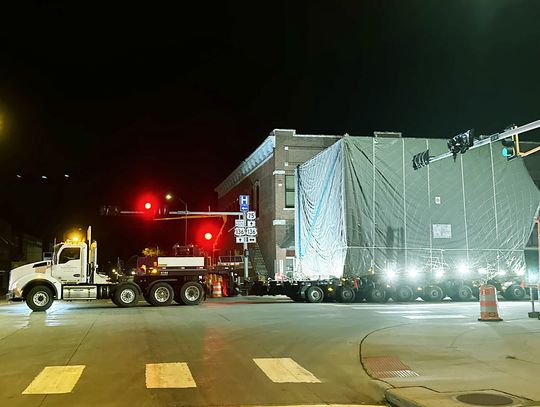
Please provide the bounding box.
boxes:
[204,232,213,240]
[144,202,152,210]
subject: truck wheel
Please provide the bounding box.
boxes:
[506,285,526,301]
[451,285,472,301]
[26,285,54,312]
[421,285,444,302]
[179,282,204,305]
[367,286,386,303]
[336,287,355,303]
[148,282,174,306]
[114,283,139,307]
[305,286,324,303]
[394,285,415,302]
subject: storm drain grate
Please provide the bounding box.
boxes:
[363,356,419,379]
[456,393,514,406]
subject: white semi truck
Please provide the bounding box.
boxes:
[6,230,207,311]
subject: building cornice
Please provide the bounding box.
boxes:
[215,135,276,198]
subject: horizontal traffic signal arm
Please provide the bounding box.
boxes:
[412,118,540,170]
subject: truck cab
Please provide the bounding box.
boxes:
[7,239,114,311]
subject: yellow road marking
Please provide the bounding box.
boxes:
[253,358,321,383]
[145,362,196,388]
[22,365,85,394]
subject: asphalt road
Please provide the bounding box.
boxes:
[0,297,535,407]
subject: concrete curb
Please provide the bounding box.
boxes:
[384,387,534,407]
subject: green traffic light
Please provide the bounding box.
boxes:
[502,147,514,157]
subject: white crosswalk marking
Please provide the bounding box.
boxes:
[22,365,85,394]
[377,310,432,314]
[403,314,468,319]
[253,358,321,383]
[145,362,196,388]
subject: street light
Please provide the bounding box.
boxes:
[165,193,188,246]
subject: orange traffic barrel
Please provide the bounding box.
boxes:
[478,285,503,322]
[212,280,222,298]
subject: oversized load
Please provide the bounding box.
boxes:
[295,136,540,284]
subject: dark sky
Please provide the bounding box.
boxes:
[1,1,539,264]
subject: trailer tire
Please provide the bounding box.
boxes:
[394,285,415,302]
[451,285,473,301]
[114,283,139,307]
[367,286,386,303]
[179,282,204,305]
[26,285,54,312]
[421,285,444,302]
[148,282,174,306]
[336,287,355,303]
[506,285,526,301]
[305,286,324,303]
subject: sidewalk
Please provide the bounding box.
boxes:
[361,317,540,406]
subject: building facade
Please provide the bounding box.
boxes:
[215,129,342,279]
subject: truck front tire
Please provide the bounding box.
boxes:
[114,283,139,307]
[26,285,54,312]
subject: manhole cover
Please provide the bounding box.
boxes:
[456,393,514,405]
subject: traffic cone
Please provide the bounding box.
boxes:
[212,279,222,298]
[478,285,503,322]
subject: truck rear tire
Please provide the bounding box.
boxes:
[336,287,355,303]
[421,285,444,302]
[367,286,386,303]
[179,282,204,305]
[148,282,174,306]
[114,283,139,307]
[306,286,324,303]
[505,285,526,301]
[394,285,415,302]
[26,285,54,312]
[451,285,473,301]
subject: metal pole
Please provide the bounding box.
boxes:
[429,119,540,165]
[243,211,249,280]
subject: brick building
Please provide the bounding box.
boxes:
[215,129,342,279]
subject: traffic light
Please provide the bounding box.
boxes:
[412,150,430,170]
[447,129,475,159]
[137,194,158,218]
[501,135,518,160]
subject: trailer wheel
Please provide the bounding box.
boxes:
[114,283,139,307]
[179,282,204,305]
[367,286,386,303]
[451,285,472,301]
[421,285,444,302]
[26,285,54,312]
[506,285,526,301]
[305,286,324,303]
[336,287,355,303]
[148,282,174,306]
[394,285,415,302]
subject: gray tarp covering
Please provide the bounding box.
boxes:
[295,136,540,280]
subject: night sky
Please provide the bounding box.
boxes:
[1,1,539,265]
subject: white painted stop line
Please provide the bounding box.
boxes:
[403,314,468,319]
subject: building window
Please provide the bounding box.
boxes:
[285,175,295,208]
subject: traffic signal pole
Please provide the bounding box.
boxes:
[413,118,540,170]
